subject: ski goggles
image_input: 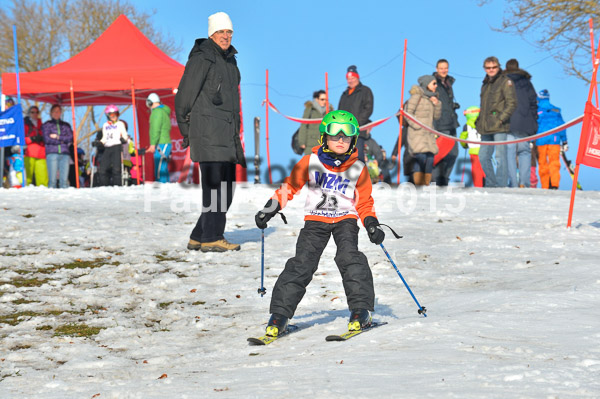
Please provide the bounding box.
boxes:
[326,133,354,143]
[324,122,358,137]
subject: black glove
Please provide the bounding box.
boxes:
[364,216,385,245]
[182,137,189,149]
[92,140,104,149]
[120,137,128,144]
[255,199,281,230]
[32,135,44,143]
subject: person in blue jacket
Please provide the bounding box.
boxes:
[535,89,568,189]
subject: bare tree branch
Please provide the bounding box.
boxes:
[480,0,600,83]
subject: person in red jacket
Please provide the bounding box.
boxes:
[23,106,48,186]
[255,110,385,337]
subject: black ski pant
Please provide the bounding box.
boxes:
[432,128,458,186]
[190,161,236,243]
[98,145,122,186]
[270,218,375,319]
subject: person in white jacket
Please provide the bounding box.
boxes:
[99,105,129,186]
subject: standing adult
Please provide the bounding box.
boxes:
[175,11,245,252]
[431,59,460,186]
[23,105,48,186]
[298,90,333,155]
[338,65,374,162]
[405,75,442,186]
[42,104,73,189]
[145,93,172,183]
[475,56,517,188]
[504,59,538,188]
[535,89,568,189]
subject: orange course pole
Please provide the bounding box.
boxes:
[265,69,272,184]
[397,39,408,183]
[69,81,80,188]
[590,19,599,106]
[130,79,141,185]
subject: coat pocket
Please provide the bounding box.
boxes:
[486,112,503,132]
[199,109,233,148]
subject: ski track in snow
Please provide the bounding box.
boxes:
[1,183,599,398]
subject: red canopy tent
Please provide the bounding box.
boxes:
[1,14,187,184]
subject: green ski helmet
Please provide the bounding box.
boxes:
[463,106,480,121]
[319,110,360,154]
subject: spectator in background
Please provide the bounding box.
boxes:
[535,89,568,189]
[8,145,24,188]
[23,105,48,186]
[338,65,374,162]
[431,59,460,186]
[98,105,129,186]
[405,75,442,186]
[476,56,517,188]
[459,106,485,187]
[299,90,334,155]
[145,93,172,183]
[42,104,73,188]
[505,58,538,188]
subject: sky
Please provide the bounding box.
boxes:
[1,184,599,396]
[129,0,598,190]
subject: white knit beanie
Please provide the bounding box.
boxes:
[208,12,233,37]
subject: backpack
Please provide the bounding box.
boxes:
[291,128,303,155]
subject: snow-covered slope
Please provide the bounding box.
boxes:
[1,184,599,398]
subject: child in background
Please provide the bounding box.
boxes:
[9,145,25,188]
[255,110,386,337]
[459,106,485,187]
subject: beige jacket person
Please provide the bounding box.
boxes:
[405,85,442,155]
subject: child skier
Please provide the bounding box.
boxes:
[99,105,129,186]
[255,110,385,337]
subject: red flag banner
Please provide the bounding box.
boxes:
[576,101,600,169]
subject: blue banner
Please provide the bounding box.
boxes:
[0,104,25,148]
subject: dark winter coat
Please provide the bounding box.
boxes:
[475,71,518,135]
[42,118,73,155]
[505,69,538,136]
[432,73,459,133]
[175,38,245,166]
[298,100,333,155]
[338,82,374,138]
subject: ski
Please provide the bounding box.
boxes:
[247,325,299,346]
[560,151,582,190]
[325,321,388,342]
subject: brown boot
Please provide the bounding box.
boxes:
[187,239,202,251]
[424,173,432,186]
[201,239,241,253]
[412,172,424,186]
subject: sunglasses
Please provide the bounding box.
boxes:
[326,133,353,143]
[484,66,499,70]
[30,111,39,114]
[325,122,358,137]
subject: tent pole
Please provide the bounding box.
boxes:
[13,25,26,187]
[69,81,80,188]
[130,79,141,185]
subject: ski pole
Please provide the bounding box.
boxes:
[461,147,467,183]
[258,229,267,297]
[380,243,427,317]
